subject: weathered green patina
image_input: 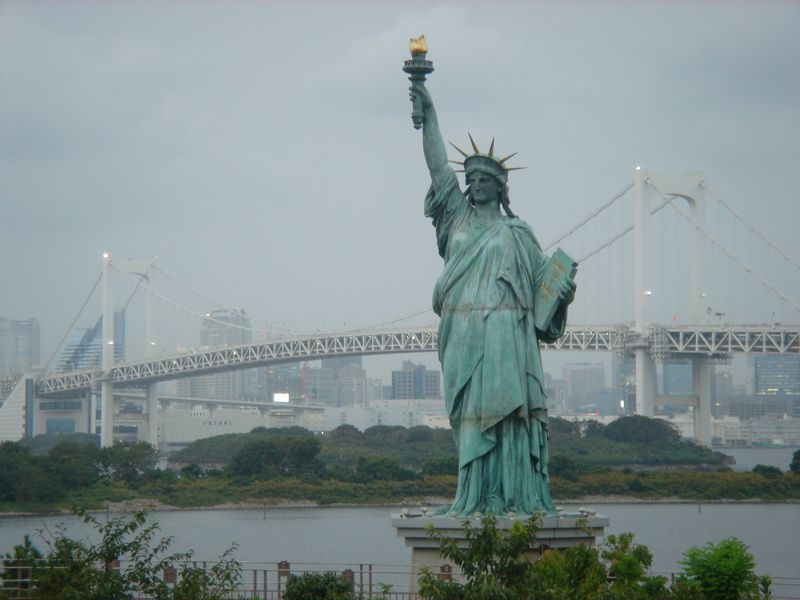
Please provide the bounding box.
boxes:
[407,40,576,517]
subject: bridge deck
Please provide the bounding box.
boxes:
[37,325,799,396]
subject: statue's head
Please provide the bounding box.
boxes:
[449,134,523,217]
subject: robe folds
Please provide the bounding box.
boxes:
[425,169,568,516]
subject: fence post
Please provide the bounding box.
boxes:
[368,563,373,599]
[277,561,291,600]
[163,566,177,585]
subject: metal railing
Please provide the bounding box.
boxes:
[2,560,799,599]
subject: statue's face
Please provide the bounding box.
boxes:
[467,171,501,206]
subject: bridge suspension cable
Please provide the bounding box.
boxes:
[575,198,670,264]
[704,183,800,273]
[112,264,283,336]
[152,264,435,336]
[543,182,633,252]
[647,181,800,314]
[151,264,310,334]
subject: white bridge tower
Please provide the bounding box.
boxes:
[633,169,712,445]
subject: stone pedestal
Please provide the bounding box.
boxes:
[392,510,609,592]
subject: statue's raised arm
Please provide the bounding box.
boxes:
[408,82,450,187]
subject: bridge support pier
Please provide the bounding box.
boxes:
[635,349,656,417]
[100,381,114,447]
[146,382,159,447]
[692,357,712,446]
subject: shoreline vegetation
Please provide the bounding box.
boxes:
[2,417,798,516]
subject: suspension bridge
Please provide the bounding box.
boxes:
[2,169,798,448]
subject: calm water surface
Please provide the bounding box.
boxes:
[1,504,798,579]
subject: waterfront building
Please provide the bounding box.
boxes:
[543,372,568,414]
[562,362,606,409]
[300,363,337,404]
[391,361,441,400]
[752,355,800,396]
[337,363,367,405]
[323,398,449,432]
[662,360,693,396]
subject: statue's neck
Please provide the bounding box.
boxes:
[472,202,502,222]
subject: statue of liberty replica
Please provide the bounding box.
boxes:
[404,36,577,517]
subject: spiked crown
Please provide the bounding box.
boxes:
[448,133,525,180]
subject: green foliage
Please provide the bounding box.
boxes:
[603,415,680,445]
[419,514,542,599]
[1,535,43,593]
[752,464,782,478]
[0,509,241,600]
[228,435,321,480]
[422,456,458,476]
[0,442,64,502]
[97,442,158,486]
[283,571,356,600]
[548,454,581,481]
[790,448,800,474]
[680,537,768,600]
[418,515,671,600]
[355,456,418,482]
[21,433,99,455]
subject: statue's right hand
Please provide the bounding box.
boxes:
[409,82,434,110]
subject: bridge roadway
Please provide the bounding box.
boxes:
[37,324,800,396]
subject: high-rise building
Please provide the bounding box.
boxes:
[337,363,367,405]
[662,360,693,396]
[57,311,125,371]
[753,355,800,396]
[177,308,254,400]
[0,318,40,376]
[263,363,302,400]
[562,362,605,409]
[391,361,441,400]
[300,363,337,404]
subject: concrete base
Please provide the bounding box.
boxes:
[392,509,609,592]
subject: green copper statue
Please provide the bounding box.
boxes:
[405,37,576,517]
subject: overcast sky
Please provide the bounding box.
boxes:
[1,1,799,381]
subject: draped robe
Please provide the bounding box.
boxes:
[425,168,568,516]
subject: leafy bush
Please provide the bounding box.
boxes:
[790,449,800,474]
[283,571,355,600]
[603,415,680,445]
[680,537,768,600]
[0,509,241,600]
[752,464,782,478]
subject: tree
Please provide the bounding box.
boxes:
[0,441,62,502]
[2,509,241,600]
[98,442,158,486]
[604,416,680,445]
[680,537,769,600]
[356,456,418,482]
[752,464,782,478]
[418,514,541,599]
[418,514,671,600]
[1,534,43,594]
[48,440,101,489]
[790,448,800,474]
[228,435,322,480]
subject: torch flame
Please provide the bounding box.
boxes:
[409,35,428,54]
